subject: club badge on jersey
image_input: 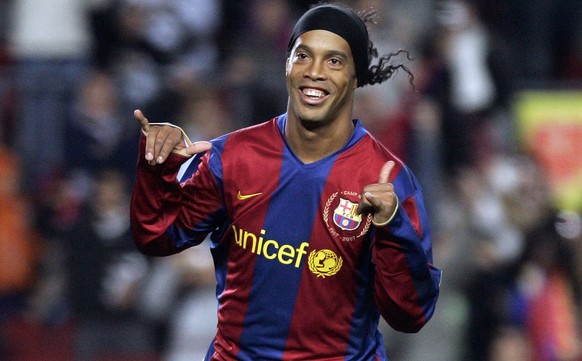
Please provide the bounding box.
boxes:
[324,191,372,242]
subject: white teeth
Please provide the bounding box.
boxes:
[303,88,324,98]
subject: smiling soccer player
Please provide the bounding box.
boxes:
[130,3,441,360]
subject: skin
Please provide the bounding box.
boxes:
[134,29,397,224]
[284,30,357,163]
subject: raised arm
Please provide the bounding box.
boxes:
[130,110,216,256]
[361,162,441,333]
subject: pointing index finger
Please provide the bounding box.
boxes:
[378,161,395,184]
[134,109,150,133]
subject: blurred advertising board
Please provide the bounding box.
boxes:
[513,89,582,212]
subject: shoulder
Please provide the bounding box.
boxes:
[355,130,420,194]
[350,127,402,165]
[212,117,281,149]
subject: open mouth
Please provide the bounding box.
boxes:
[300,87,329,104]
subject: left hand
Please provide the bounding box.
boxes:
[358,161,398,225]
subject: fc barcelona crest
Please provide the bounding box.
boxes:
[333,198,362,230]
[323,191,371,242]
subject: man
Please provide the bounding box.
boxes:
[131,3,441,360]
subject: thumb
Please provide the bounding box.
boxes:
[378,161,395,184]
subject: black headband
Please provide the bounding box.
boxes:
[287,5,370,87]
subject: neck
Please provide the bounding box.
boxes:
[284,111,355,164]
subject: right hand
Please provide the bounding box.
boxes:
[134,109,212,165]
[358,161,398,225]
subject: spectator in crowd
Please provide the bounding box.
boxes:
[61,168,155,361]
[221,0,293,128]
[65,68,140,193]
[7,0,110,194]
[112,0,223,122]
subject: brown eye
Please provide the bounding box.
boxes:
[296,52,309,61]
[328,58,342,68]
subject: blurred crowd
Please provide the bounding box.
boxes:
[1,0,582,360]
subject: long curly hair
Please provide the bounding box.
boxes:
[357,7,415,88]
[307,1,415,88]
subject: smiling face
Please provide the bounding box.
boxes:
[285,30,358,128]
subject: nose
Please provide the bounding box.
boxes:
[304,59,326,81]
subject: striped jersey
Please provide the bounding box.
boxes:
[130,113,441,360]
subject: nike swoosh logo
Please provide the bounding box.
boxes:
[237,191,263,200]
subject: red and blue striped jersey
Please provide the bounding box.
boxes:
[130,114,441,360]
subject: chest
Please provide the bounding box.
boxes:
[221,149,376,252]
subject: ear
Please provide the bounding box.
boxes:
[285,57,291,76]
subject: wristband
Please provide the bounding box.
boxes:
[146,122,194,157]
[372,196,399,227]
